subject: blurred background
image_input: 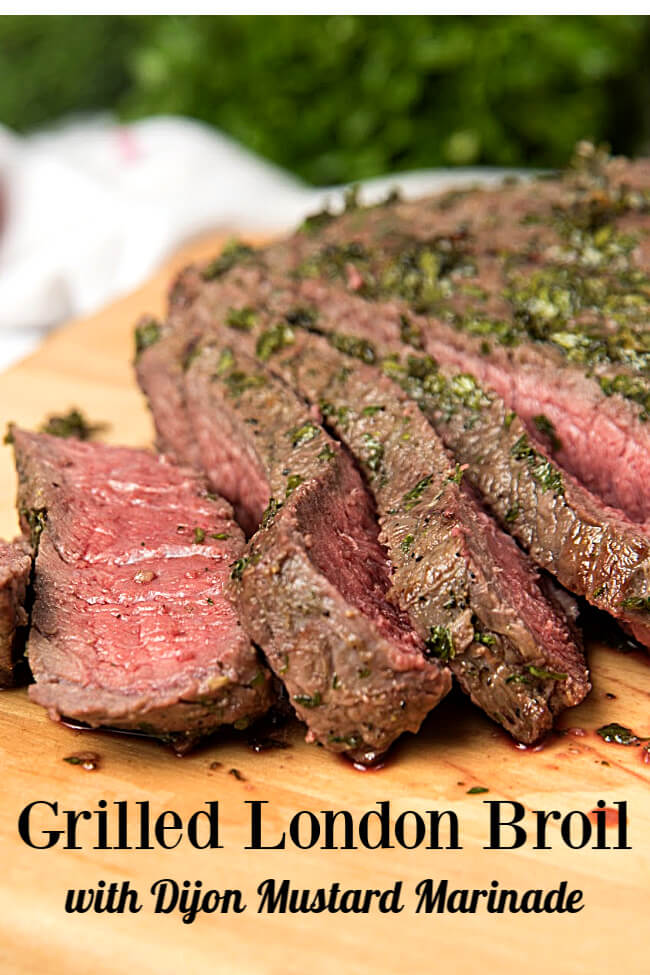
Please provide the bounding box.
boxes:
[2,14,649,180]
[0,14,649,360]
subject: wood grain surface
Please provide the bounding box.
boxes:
[0,233,647,975]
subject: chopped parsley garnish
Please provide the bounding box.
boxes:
[289,422,320,447]
[317,444,335,462]
[261,497,282,528]
[285,474,304,497]
[329,332,376,364]
[620,595,650,611]
[300,208,335,235]
[527,665,567,681]
[510,433,564,495]
[294,692,322,708]
[226,306,257,331]
[424,625,454,661]
[597,723,645,746]
[202,240,254,280]
[230,557,250,581]
[403,474,433,510]
[39,408,106,441]
[134,318,162,357]
[256,322,295,361]
[224,370,267,396]
[474,630,497,647]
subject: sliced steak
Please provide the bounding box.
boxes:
[158,166,650,648]
[159,296,589,742]
[226,148,650,525]
[138,331,450,763]
[0,538,32,687]
[12,428,273,748]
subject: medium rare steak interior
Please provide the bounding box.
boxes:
[0,537,32,687]
[138,331,451,763]
[12,428,273,748]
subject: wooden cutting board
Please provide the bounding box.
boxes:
[0,233,648,975]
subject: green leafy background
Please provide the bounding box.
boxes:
[1,15,648,184]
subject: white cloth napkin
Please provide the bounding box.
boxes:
[0,114,516,369]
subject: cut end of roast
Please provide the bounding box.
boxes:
[12,428,274,744]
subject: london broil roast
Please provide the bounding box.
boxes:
[4,143,650,764]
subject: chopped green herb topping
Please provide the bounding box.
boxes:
[285,474,304,497]
[474,630,497,647]
[510,433,564,495]
[598,374,650,422]
[528,665,567,681]
[294,692,322,708]
[214,347,235,375]
[425,625,454,661]
[300,208,335,235]
[597,723,645,745]
[399,313,423,349]
[230,557,250,581]
[226,306,257,331]
[211,532,230,540]
[329,332,376,364]
[256,322,295,361]
[134,318,162,357]
[400,534,414,554]
[261,497,282,528]
[620,594,650,612]
[505,673,532,685]
[317,444,335,462]
[448,463,465,485]
[202,240,254,280]
[403,474,433,510]
[467,786,489,795]
[22,507,47,549]
[224,370,267,396]
[193,527,206,544]
[289,422,320,447]
[39,408,106,441]
[285,305,318,328]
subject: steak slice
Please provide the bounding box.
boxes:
[138,330,450,763]
[0,538,32,687]
[12,428,273,748]
[161,295,589,742]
